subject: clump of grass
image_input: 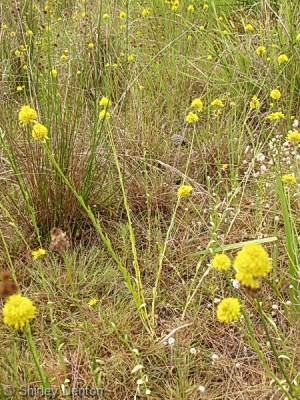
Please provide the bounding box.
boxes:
[1,0,300,398]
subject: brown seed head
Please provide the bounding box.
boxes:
[49,228,70,254]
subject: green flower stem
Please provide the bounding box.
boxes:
[256,300,294,390]
[24,323,50,397]
[107,127,153,336]
[276,173,300,317]
[240,307,293,399]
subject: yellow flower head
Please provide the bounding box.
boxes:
[88,298,98,306]
[256,46,267,55]
[99,97,111,107]
[32,123,49,142]
[245,23,254,31]
[190,98,203,112]
[217,298,241,323]
[212,253,231,271]
[267,112,285,120]
[177,185,193,198]
[88,42,94,48]
[270,89,281,100]
[286,131,300,143]
[250,95,260,109]
[99,110,110,120]
[233,243,272,280]
[296,33,300,41]
[18,105,37,124]
[119,11,126,19]
[3,294,36,329]
[50,69,58,77]
[211,98,224,108]
[277,54,288,64]
[128,53,136,62]
[142,9,150,17]
[31,248,46,260]
[281,174,297,184]
[103,13,109,19]
[187,4,195,12]
[185,112,199,123]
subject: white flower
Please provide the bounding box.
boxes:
[168,337,175,345]
[212,354,219,361]
[256,152,265,162]
[292,119,299,128]
[231,279,241,290]
[190,348,197,354]
[198,385,205,392]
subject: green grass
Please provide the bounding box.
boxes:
[1,0,300,398]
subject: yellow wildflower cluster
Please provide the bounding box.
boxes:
[217,298,242,323]
[233,243,272,289]
[267,112,285,120]
[277,54,288,63]
[281,174,297,184]
[177,185,193,198]
[212,243,272,323]
[286,131,300,143]
[3,294,36,329]
[18,106,49,143]
[99,96,111,120]
[270,89,281,100]
[250,95,260,109]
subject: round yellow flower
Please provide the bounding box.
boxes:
[51,69,58,77]
[177,185,193,198]
[88,298,98,306]
[270,89,281,100]
[234,243,272,279]
[32,123,49,142]
[217,298,241,323]
[281,174,297,184]
[99,97,111,107]
[3,294,36,329]
[31,248,46,260]
[286,131,300,143]
[142,9,150,17]
[103,13,109,19]
[296,33,300,41]
[267,112,285,120]
[211,98,224,107]
[119,11,126,19]
[187,4,194,12]
[18,105,37,124]
[99,110,110,120]
[190,98,203,112]
[185,112,199,123]
[277,54,288,64]
[256,46,266,55]
[212,253,231,271]
[250,95,260,109]
[245,24,254,31]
